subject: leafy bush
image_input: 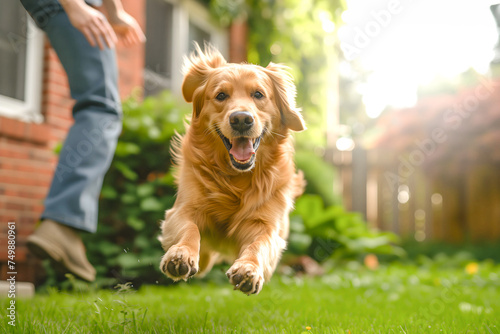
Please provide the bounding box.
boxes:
[288,194,405,262]
[294,149,340,206]
[402,239,500,263]
[82,92,191,287]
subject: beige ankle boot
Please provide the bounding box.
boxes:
[27,220,96,282]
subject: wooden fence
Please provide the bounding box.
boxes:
[336,148,500,242]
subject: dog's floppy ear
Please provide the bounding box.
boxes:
[265,63,306,132]
[182,43,227,117]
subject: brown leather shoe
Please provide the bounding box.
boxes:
[27,220,96,282]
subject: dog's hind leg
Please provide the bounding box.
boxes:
[197,249,220,277]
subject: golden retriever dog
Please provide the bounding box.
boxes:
[159,44,306,295]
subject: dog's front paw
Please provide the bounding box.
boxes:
[226,261,264,295]
[160,245,199,281]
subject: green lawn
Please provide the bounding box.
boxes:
[2,261,500,333]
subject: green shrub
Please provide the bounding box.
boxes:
[294,149,340,206]
[82,92,191,287]
[288,194,405,262]
[402,239,500,263]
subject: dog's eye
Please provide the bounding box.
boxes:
[253,91,264,100]
[216,92,228,101]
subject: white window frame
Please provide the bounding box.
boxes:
[144,0,229,96]
[0,15,44,123]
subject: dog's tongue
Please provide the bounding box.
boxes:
[230,137,254,162]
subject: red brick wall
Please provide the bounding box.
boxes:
[229,19,248,63]
[0,0,145,282]
[117,0,146,97]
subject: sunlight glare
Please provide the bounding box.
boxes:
[340,0,499,118]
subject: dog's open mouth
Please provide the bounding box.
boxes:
[216,128,264,171]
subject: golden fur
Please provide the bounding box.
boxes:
[159,44,305,295]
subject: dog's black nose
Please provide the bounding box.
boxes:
[229,111,254,132]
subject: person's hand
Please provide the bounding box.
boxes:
[107,11,146,47]
[61,0,118,50]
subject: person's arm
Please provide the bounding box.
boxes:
[102,0,146,47]
[59,0,117,50]
[101,0,124,18]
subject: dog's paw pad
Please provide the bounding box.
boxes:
[160,246,199,281]
[226,262,264,295]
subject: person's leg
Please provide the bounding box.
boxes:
[23,0,122,233]
[42,112,122,233]
[21,0,122,281]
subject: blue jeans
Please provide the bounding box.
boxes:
[21,0,122,232]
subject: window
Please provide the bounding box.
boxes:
[144,0,229,96]
[0,1,44,123]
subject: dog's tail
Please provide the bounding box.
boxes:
[292,170,306,199]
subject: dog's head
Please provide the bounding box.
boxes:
[182,44,305,172]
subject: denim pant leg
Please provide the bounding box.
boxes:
[21,1,122,232]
